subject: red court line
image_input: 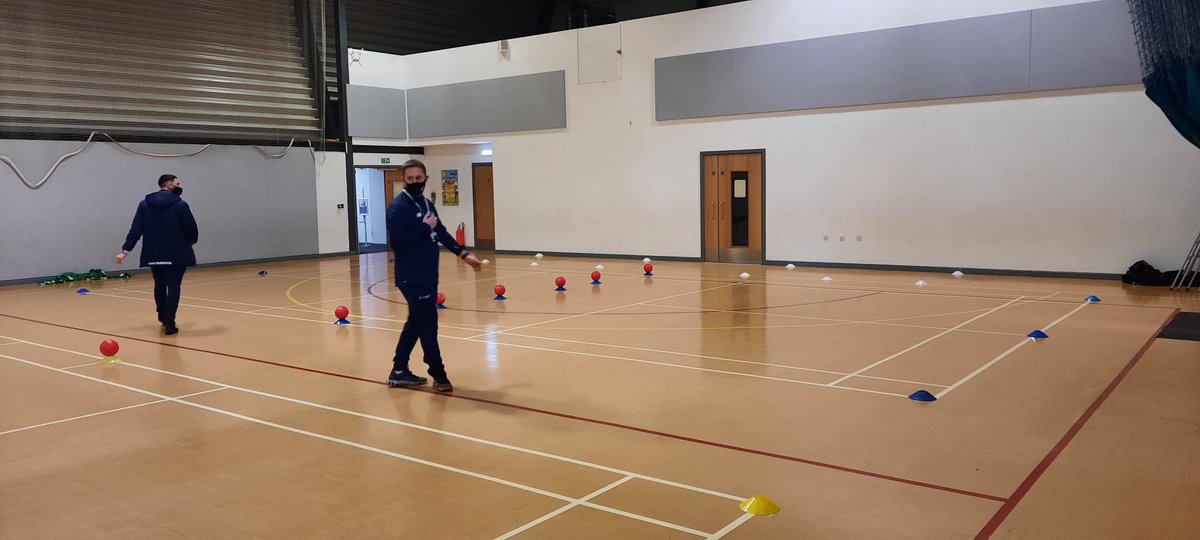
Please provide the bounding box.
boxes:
[0,311,1005,503]
[974,308,1182,539]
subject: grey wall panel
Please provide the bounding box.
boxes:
[407,71,566,139]
[812,12,1031,108]
[657,0,1140,121]
[347,85,409,139]
[729,42,820,116]
[0,141,318,282]
[809,26,925,109]
[1031,0,1142,91]
[894,12,1031,102]
[656,50,734,120]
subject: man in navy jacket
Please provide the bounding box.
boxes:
[387,159,481,392]
[115,174,198,335]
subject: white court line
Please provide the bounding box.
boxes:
[90,267,1056,338]
[935,302,1091,399]
[82,291,499,333]
[105,273,273,291]
[109,266,533,315]
[298,270,548,309]
[709,513,756,539]
[39,292,915,397]
[60,277,1008,392]
[0,334,747,503]
[97,290,341,317]
[0,387,227,437]
[172,279,1012,337]
[496,476,638,540]
[624,273,1025,301]
[268,303,503,330]
[104,264,381,293]
[466,282,740,340]
[575,500,710,537]
[63,361,101,369]
[265,273,370,284]
[623,265,1092,299]
[1034,290,1063,302]
[265,305,504,330]
[827,296,1026,387]
[0,351,723,537]
[639,301,1026,337]
[499,332,949,388]
[101,285,995,338]
[865,292,1057,325]
[246,305,291,313]
[465,336,909,397]
[82,291,372,325]
[109,289,295,310]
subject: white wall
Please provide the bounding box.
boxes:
[353,153,417,167]
[422,144,491,247]
[349,0,1200,273]
[1,142,326,282]
[315,151,349,254]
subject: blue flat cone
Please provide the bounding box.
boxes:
[495,295,506,300]
[76,288,90,294]
[644,272,653,277]
[1027,330,1049,340]
[909,390,937,402]
[1085,295,1101,303]
[555,286,566,291]
[334,319,350,325]
[436,305,446,310]
[591,280,601,285]
[258,271,268,276]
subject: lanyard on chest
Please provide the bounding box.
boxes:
[403,191,437,243]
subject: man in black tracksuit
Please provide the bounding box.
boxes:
[386,159,481,392]
[115,174,198,335]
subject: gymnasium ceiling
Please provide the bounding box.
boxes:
[345,0,747,56]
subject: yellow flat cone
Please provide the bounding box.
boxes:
[100,356,121,365]
[739,495,780,515]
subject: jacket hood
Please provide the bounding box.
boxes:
[145,190,181,209]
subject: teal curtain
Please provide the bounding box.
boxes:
[1128,0,1200,150]
[1144,61,1200,150]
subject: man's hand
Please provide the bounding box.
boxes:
[422,212,439,230]
[114,252,127,264]
[463,253,483,271]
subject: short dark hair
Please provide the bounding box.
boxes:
[157,174,178,187]
[401,159,427,176]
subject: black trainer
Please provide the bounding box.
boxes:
[164,324,179,335]
[432,377,453,392]
[387,370,428,387]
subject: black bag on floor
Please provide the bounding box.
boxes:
[1121,260,1179,286]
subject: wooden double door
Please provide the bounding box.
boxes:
[702,151,763,263]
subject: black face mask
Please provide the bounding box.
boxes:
[404,182,425,197]
[171,186,183,196]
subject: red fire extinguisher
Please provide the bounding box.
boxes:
[455,223,466,246]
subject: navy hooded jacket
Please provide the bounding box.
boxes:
[122,190,199,267]
[387,191,464,288]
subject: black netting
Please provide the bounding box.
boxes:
[1128,0,1200,78]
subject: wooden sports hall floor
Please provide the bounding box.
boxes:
[1,252,1197,539]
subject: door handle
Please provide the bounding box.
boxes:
[709,201,716,219]
[719,201,726,220]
